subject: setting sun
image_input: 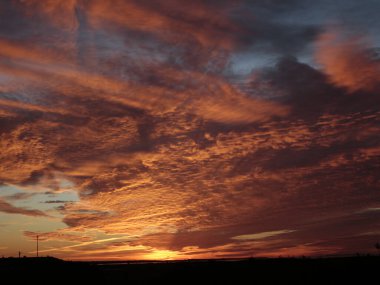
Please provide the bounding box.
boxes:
[144,250,180,261]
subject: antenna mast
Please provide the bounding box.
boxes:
[36,235,39,257]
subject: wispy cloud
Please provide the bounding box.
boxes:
[24,230,91,242]
[232,230,295,241]
[2,192,37,201]
[0,198,47,217]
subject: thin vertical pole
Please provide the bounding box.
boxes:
[37,235,39,257]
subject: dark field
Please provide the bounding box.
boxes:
[1,256,379,284]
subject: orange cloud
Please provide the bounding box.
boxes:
[86,0,241,49]
[24,230,91,242]
[315,30,380,92]
[15,0,241,49]
[0,39,287,124]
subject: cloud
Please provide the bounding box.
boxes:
[0,38,287,124]
[24,230,91,242]
[2,192,37,201]
[15,0,79,31]
[43,200,73,204]
[315,29,380,93]
[232,230,295,241]
[249,56,339,118]
[0,198,47,217]
[86,0,242,49]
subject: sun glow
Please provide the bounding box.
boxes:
[144,249,180,260]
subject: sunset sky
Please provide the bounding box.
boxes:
[1,0,380,260]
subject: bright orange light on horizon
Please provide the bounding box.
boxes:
[143,250,181,261]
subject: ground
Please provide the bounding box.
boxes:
[0,256,378,284]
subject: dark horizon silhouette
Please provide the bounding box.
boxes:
[1,255,380,284]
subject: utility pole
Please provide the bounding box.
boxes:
[36,235,39,257]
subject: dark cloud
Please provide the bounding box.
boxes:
[250,55,380,119]
[43,200,74,204]
[249,56,338,117]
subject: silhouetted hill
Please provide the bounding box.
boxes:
[1,256,379,284]
[0,256,63,265]
[0,256,104,285]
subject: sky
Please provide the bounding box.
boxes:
[0,0,380,260]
